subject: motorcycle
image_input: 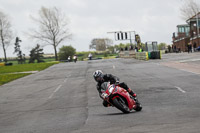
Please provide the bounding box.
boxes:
[74,58,77,63]
[73,56,77,63]
[101,82,142,113]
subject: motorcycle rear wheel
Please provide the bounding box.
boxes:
[112,97,130,113]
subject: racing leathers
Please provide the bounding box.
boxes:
[96,74,136,107]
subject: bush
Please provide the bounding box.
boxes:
[59,45,76,61]
[104,52,108,57]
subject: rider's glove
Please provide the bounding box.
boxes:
[101,93,109,100]
[115,81,120,86]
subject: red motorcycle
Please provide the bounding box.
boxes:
[101,82,142,113]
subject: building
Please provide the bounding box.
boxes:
[172,12,200,52]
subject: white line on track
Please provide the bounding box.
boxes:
[49,85,62,99]
[64,74,71,82]
[179,58,200,63]
[49,75,71,99]
[175,86,186,93]
[113,65,115,69]
[154,63,160,65]
[179,69,200,75]
[64,78,68,83]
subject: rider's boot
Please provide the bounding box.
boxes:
[127,88,139,104]
[127,88,137,98]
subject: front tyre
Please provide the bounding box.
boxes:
[112,97,130,113]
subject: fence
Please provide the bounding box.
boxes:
[120,50,161,60]
[135,52,149,60]
[119,50,136,58]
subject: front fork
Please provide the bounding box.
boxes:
[106,95,119,107]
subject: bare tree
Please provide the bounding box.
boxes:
[0,10,13,63]
[90,38,113,51]
[29,7,72,61]
[180,0,200,20]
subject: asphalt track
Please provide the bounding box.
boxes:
[0,52,200,133]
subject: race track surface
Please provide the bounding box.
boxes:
[0,52,200,133]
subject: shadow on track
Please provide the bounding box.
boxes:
[97,111,137,116]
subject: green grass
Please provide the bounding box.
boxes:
[78,54,119,61]
[0,62,59,85]
[0,62,59,74]
[93,54,118,58]
[43,58,56,62]
[6,58,56,65]
[103,56,117,59]
[0,73,31,85]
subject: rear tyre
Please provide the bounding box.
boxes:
[112,97,130,113]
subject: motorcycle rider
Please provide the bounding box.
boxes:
[73,55,77,63]
[93,70,137,107]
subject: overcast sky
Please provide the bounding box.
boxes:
[0,0,191,57]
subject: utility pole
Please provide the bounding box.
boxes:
[196,13,199,48]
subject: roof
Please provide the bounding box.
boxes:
[186,12,200,23]
[177,24,189,27]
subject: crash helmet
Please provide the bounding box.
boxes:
[93,70,103,82]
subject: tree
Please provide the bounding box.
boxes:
[158,43,167,50]
[29,6,72,61]
[14,37,26,64]
[180,0,200,20]
[0,10,13,63]
[113,44,121,52]
[107,46,115,54]
[58,45,76,61]
[89,38,113,51]
[29,44,44,63]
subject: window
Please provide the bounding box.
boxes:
[179,27,182,33]
[182,27,185,32]
[178,27,185,33]
[185,27,190,36]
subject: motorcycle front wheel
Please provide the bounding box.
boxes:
[112,97,130,113]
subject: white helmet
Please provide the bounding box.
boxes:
[93,70,103,82]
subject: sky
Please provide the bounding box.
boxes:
[0,0,190,57]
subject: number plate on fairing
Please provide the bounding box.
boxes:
[108,85,115,94]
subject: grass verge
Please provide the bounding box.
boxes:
[0,62,59,74]
[0,62,59,85]
[0,73,31,85]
